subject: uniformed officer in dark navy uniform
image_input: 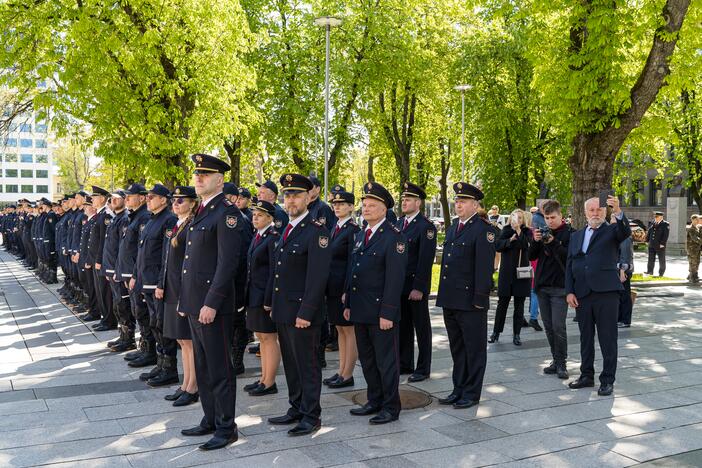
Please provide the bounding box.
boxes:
[396,182,437,382]
[128,184,178,389]
[89,186,116,332]
[118,184,152,364]
[71,192,91,317]
[178,154,244,451]
[103,190,134,352]
[236,187,254,222]
[79,198,100,323]
[436,182,496,409]
[265,173,331,437]
[256,179,288,230]
[32,200,46,281]
[345,182,407,424]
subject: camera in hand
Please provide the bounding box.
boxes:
[539,226,552,242]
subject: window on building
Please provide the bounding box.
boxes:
[35,170,48,178]
[20,139,32,148]
[19,123,31,132]
[4,153,17,163]
[6,185,18,193]
[20,154,32,163]
[649,180,663,206]
[4,138,17,147]
[36,185,48,194]
[35,154,48,164]
[5,169,17,178]
[35,123,48,134]
[0,185,4,193]
[21,169,33,178]
[34,139,47,148]
[21,185,33,193]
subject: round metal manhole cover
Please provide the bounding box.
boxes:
[349,386,432,410]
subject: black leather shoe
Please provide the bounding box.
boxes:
[407,373,428,383]
[248,344,260,354]
[139,364,161,381]
[129,353,157,368]
[181,425,215,436]
[107,337,122,347]
[80,314,100,322]
[249,383,278,396]
[529,319,543,331]
[453,399,479,409]
[369,410,398,425]
[268,414,302,425]
[513,334,521,346]
[568,376,595,389]
[173,391,199,407]
[617,322,630,328]
[110,341,136,353]
[93,324,116,332]
[323,373,340,385]
[543,362,557,374]
[598,383,614,396]
[556,364,569,380]
[164,388,185,401]
[488,332,499,343]
[243,380,260,391]
[147,369,179,387]
[124,349,143,361]
[328,376,355,388]
[350,403,380,416]
[199,434,238,450]
[288,420,321,436]
[438,393,460,405]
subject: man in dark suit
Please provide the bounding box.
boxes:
[345,182,407,424]
[566,195,631,396]
[256,179,288,230]
[436,182,496,409]
[396,182,437,382]
[265,173,331,436]
[179,154,244,451]
[646,211,669,276]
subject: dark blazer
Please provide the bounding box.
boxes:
[102,209,128,277]
[647,220,669,251]
[246,225,279,308]
[42,211,57,257]
[308,198,336,231]
[436,214,496,311]
[70,209,87,255]
[179,193,244,315]
[396,213,437,296]
[266,212,331,325]
[158,221,189,304]
[565,214,632,298]
[272,203,289,231]
[345,219,408,324]
[233,211,254,310]
[134,208,177,293]
[326,219,360,297]
[495,224,532,298]
[79,215,96,266]
[116,204,150,282]
[88,207,111,272]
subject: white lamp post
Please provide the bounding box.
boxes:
[454,84,471,180]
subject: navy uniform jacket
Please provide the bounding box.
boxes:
[88,207,112,272]
[158,222,188,305]
[116,204,150,282]
[55,213,66,264]
[71,210,87,256]
[565,215,632,299]
[102,209,128,278]
[266,213,331,325]
[272,203,289,231]
[241,207,253,223]
[646,220,669,251]
[246,226,278,308]
[233,211,254,310]
[42,211,58,257]
[436,214,496,311]
[396,213,437,296]
[33,213,45,257]
[345,219,408,324]
[62,209,77,256]
[308,198,336,231]
[179,193,244,315]
[80,215,96,267]
[134,208,177,294]
[326,219,360,297]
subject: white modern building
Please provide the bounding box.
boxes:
[1,112,54,203]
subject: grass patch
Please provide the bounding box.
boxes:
[631,273,681,282]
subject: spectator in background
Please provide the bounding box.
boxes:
[529,200,571,379]
[687,215,701,283]
[489,209,532,346]
[646,211,669,276]
[488,205,502,272]
[616,213,635,328]
[528,202,546,331]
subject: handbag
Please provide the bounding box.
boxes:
[515,249,533,279]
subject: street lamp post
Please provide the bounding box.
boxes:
[454,84,471,181]
[314,16,342,202]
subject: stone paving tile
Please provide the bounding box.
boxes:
[343,429,459,459]
[0,420,126,450]
[40,456,134,468]
[606,422,702,463]
[0,397,46,415]
[577,403,702,439]
[493,443,638,467]
[0,409,89,432]
[402,442,514,467]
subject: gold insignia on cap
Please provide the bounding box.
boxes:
[286,174,293,182]
[335,185,340,191]
[457,183,463,190]
[257,201,262,206]
[175,188,180,195]
[367,183,372,190]
[335,194,341,200]
[196,155,203,163]
[404,182,408,188]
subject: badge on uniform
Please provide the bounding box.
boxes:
[275,219,282,228]
[226,215,238,228]
[427,229,435,240]
[318,217,326,225]
[487,232,495,243]
[104,219,110,225]
[319,235,329,248]
[396,242,406,254]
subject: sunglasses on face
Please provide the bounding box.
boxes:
[171,198,188,205]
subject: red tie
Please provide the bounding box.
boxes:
[254,233,261,246]
[403,219,409,231]
[457,222,464,234]
[334,225,341,237]
[364,228,372,246]
[283,223,293,242]
[197,203,205,215]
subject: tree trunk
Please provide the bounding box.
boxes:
[379,83,416,188]
[568,0,690,228]
[439,139,452,229]
[224,138,242,185]
[367,154,377,182]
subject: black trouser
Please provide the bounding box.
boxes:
[93,270,116,327]
[81,267,99,316]
[492,295,526,335]
[189,313,237,438]
[144,291,176,357]
[129,284,152,344]
[443,307,487,402]
[618,272,633,325]
[576,291,619,385]
[110,279,134,331]
[276,323,322,424]
[232,306,248,352]
[355,323,401,416]
[537,287,568,365]
[399,296,432,375]
[647,248,666,276]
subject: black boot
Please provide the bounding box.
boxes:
[148,355,179,387]
[129,341,157,368]
[139,354,162,381]
[107,328,125,348]
[513,334,522,346]
[111,328,136,352]
[47,270,58,284]
[231,346,245,375]
[124,337,145,361]
[488,332,500,343]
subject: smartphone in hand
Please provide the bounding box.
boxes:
[599,189,614,207]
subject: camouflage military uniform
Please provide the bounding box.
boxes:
[687,217,702,282]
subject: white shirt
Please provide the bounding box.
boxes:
[365,217,387,241]
[176,217,187,228]
[336,216,352,229]
[257,222,274,236]
[457,212,477,230]
[403,211,420,227]
[286,210,309,235]
[201,191,223,208]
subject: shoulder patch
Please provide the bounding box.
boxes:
[319,235,329,248]
[487,231,495,243]
[223,198,233,206]
[274,219,283,228]
[104,218,110,225]
[318,216,326,225]
[396,241,406,254]
[426,229,435,240]
[225,215,238,228]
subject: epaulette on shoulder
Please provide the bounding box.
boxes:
[480,217,491,225]
[311,219,322,227]
[392,225,401,233]
[222,198,233,206]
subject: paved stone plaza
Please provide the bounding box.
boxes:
[1,250,702,467]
